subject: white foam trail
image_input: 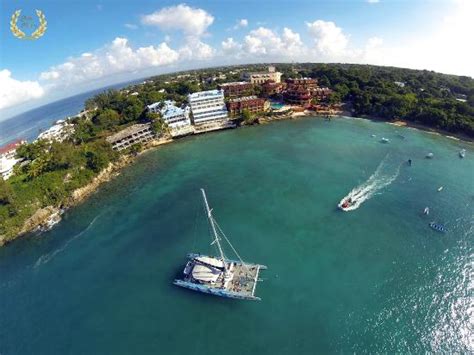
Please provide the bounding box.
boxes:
[34,213,102,268]
[339,155,402,211]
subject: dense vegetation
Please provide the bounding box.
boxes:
[291,63,474,136]
[1,62,473,243]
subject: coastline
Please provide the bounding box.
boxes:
[356,114,473,144]
[0,137,174,247]
[1,111,471,246]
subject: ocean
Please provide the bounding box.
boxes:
[0,117,472,354]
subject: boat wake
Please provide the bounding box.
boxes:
[339,155,402,211]
[34,213,102,268]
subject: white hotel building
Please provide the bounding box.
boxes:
[188,89,229,125]
[147,100,191,129]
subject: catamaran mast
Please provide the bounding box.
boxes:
[201,188,226,266]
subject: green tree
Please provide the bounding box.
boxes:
[26,156,50,180]
[92,109,121,129]
[0,179,14,205]
[72,119,96,144]
[16,140,47,161]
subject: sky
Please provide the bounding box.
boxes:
[0,0,473,120]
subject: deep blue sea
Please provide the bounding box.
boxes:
[0,115,472,354]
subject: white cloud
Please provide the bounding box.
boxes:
[358,0,474,76]
[222,38,242,55]
[141,4,214,36]
[242,27,306,59]
[39,37,179,89]
[232,19,248,30]
[0,70,44,110]
[238,19,248,27]
[124,23,138,30]
[306,20,349,58]
[179,39,215,60]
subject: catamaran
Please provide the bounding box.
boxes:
[173,188,267,301]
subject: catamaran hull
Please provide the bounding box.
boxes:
[173,280,261,301]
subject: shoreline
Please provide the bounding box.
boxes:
[0,137,174,247]
[355,114,473,144]
[1,112,471,246]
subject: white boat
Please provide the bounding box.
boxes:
[426,152,434,159]
[173,189,267,301]
[423,207,430,215]
[380,137,389,143]
[459,149,466,158]
[437,186,443,192]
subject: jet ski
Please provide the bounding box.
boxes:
[338,197,355,211]
[429,222,446,233]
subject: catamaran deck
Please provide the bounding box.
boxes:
[226,262,261,296]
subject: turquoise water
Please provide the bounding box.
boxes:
[0,117,472,354]
[270,101,285,109]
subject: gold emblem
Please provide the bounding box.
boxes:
[10,10,47,40]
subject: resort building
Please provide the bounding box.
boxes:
[147,101,192,128]
[242,66,282,84]
[106,123,155,151]
[261,80,285,97]
[227,96,269,117]
[0,140,25,180]
[284,78,332,106]
[218,82,254,98]
[37,120,74,142]
[284,86,313,105]
[147,100,194,137]
[188,89,229,125]
[286,78,318,89]
[313,87,332,101]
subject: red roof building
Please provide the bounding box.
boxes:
[227,96,269,117]
[284,78,332,106]
[0,140,24,158]
[261,80,284,97]
[218,82,254,98]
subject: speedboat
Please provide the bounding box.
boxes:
[437,186,443,192]
[429,222,446,233]
[423,207,430,215]
[426,152,434,159]
[338,197,355,211]
[459,149,466,158]
[380,137,390,143]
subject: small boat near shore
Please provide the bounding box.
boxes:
[173,188,267,301]
[380,137,390,143]
[426,152,434,159]
[459,149,466,158]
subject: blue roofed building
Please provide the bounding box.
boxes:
[147,100,194,137]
